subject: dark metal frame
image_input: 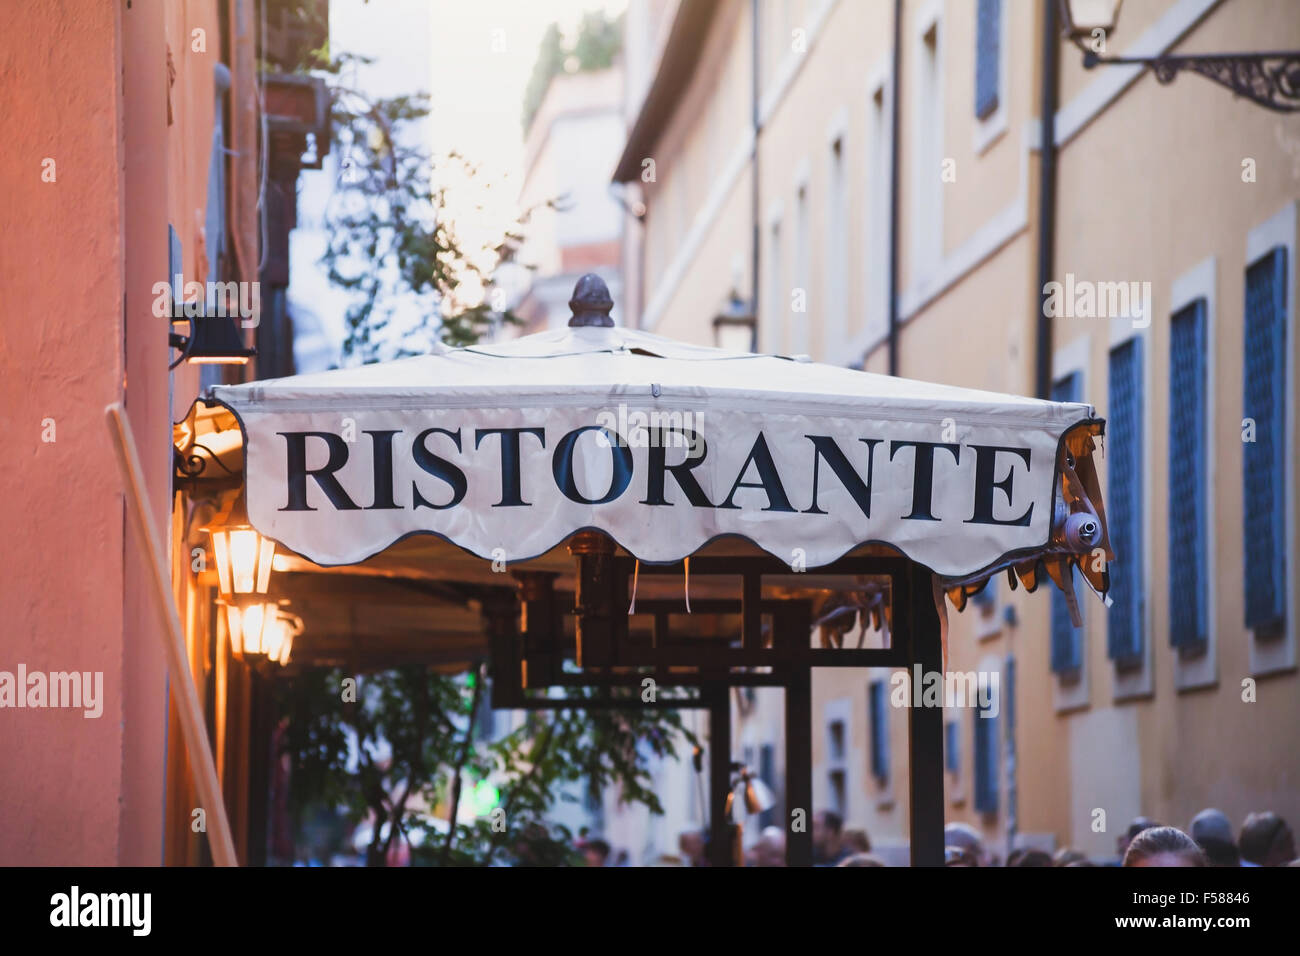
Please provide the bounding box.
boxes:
[1080,48,1300,113]
[488,550,946,867]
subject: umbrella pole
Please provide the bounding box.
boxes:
[105,403,239,867]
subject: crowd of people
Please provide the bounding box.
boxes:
[934,808,1296,867]
[574,807,1299,866]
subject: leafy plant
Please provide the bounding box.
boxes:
[316,53,534,361]
[277,665,697,866]
[273,24,688,870]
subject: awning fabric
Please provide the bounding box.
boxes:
[203,325,1109,593]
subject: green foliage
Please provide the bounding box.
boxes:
[319,54,527,362]
[279,34,689,869]
[521,9,625,131]
[276,666,698,866]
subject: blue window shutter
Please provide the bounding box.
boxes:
[869,680,889,783]
[1004,656,1016,728]
[1107,339,1145,667]
[975,0,1001,119]
[944,721,959,774]
[973,700,998,815]
[1050,373,1083,674]
[1243,248,1288,634]
[1168,299,1208,651]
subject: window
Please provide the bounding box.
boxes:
[866,80,890,345]
[765,216,782,353]
[974,0,1001,119]
[1243,247,1288,638]
[828,769,847,816]
[793,177,810,354]
[1169,299,1208,654]
[868,679,889,784]
[970,576,1001,639]
[944,720,960,774]
[1051,373,1084,676]
[1107,338,1145,669]
[828,718,846,761]
[825,133,847,358]
[973,692,998,815]
[824,697,850,816]
[910,15,943,282]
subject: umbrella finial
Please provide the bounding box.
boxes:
[568,273,614,328]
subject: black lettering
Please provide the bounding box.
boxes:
[965,444,1033,526]
[474,427,546,507]
[412,427,467,510]
[553,426,633,505]
[364,430,401,510]
[640,428,713,507]
[719,433,795,512]
[803,436,882,517]
[889,440,961,521]
[279,431,360,511]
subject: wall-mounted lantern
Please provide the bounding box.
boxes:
[166,225,256,368]
[223,600,299,664]
[203,491,276,598]
[1058,0,1122,40]
[1060,0,1300,113]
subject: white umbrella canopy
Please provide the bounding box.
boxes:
[198,277,1111,603]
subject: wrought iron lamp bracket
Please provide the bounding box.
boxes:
[1082,49,1300,113]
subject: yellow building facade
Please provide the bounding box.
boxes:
[614,0,1300,862]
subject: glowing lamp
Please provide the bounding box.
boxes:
[204,491,276,597]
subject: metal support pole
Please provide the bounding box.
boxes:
[906,563,945,866]
[708,683,733,867]
[785,664,813,866]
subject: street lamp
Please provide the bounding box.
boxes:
[223,599,275,660]
[224,600,300,664]
[262,610,302,665]
[712,291,756,353]
[1060,0,1300,113]
[203,491,276,598]
[1058,0,1121,42]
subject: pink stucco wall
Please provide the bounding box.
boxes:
[0,0,204,865]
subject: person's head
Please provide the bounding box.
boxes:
[813,810,844,860]
[1053,847,1088,867]
[943,822,985,866]
[678,828,706,865]
[1240,812,1296,867]
[582,838,611,867]
[1122,826,1206,867]
[1009,848,1052,867]
[837,853,886,867]
[755,826,786,867]
[842,828,872,854]
[1189,808,1239,867]
[944,845,978,867]
[1118,816,1157,858]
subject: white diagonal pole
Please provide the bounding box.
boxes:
[105,403,238,867]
